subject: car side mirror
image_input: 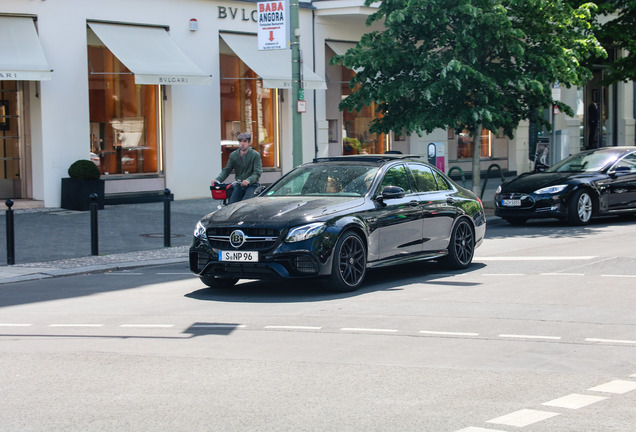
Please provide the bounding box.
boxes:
[381,185,405,200]
[609,166,631,177]
[253,185,267,196]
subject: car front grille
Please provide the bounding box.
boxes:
[206,227,281,251]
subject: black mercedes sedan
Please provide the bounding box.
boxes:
[495,146,636,225]
[190,155,486,292]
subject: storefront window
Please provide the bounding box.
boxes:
[0,81,21,198]
[341,68,386,155]
[87,45,160,176]
[457,129,492,159]
[219,54,277,169]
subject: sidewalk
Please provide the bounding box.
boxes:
[0,198,219,284]
[0,180,503,285]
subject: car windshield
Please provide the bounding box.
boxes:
[546,150,621,173]
[265,164,379,197]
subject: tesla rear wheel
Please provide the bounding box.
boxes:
[567,189,593,225]
[441,219,475,269]
[200,274,239,288]
[325,231,367,292]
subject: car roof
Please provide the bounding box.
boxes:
[312,154,422,164]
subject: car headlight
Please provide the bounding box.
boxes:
[285,222,326,243]
[193,221,207,239]
[534,185,568,195]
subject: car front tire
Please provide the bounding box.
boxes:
[200,274,239,288]
[324,231,367,292]
[441,218,475,269]
[567,189,593,226]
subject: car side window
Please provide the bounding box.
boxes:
[432,170,452,190]
[408,164,438,192]
[613,153,636,172]
[380,165,412,194]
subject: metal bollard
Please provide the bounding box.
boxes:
[5,199,15,265]
[90,193,99,256]
[163,188,171,247]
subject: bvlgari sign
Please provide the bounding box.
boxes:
[257,1,288,51]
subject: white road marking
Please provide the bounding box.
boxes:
[191,324,247,329]
[540,273,585,276]
[601,274,636,278]
[420,330,479,337]
[486,409,560,427]
[156,272,192,275]
[586,338,636,345]
[0,323,33,327]
[120,324,174,328]
[478,256,596,261]
[542,393,607,409]
[455,427,507,432]
[341,327,398,333]
[264,325,322,330]
[588,380,636,394]
[499,334,561,341]
[49,324,103,327]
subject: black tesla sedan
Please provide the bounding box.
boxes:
[495,146,636,225]
[190,155,486,292]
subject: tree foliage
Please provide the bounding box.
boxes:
[593,0,636,83]
[334,0,605,139]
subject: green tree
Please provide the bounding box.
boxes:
[334,0,605,193]
[593,0,636,83]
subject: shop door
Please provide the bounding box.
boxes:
[0,81,26,199]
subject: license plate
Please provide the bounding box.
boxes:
[502,199,522,207]
[219,251,259,262]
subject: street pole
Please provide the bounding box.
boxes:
[290,0,303,167]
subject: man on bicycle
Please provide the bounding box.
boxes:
[212,132,262,204]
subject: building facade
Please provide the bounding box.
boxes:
[1,0,634,207]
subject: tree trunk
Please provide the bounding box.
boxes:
[471,125,482,196]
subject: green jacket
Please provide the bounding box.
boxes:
[216,148,262,185]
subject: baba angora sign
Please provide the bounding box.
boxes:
[257,1,288,50]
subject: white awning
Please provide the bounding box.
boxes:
[220,33,326,90]
[326,41,356,57]
[88,22,211,85]
[0,16,52,81]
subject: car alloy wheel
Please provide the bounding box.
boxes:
[326,231,367,292]
[568,189,593,225]
[442,219,475,269]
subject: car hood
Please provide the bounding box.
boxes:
[500,172,585,194]
[202,196,366,226]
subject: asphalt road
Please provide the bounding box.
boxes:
[1,216,635,431]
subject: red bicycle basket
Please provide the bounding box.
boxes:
[210,184,229,200]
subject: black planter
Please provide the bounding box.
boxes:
[61,178,105,211]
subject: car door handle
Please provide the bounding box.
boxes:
[409,200,420,206]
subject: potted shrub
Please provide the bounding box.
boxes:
[61,159,105,211]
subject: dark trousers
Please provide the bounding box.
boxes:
[227,183,259,204]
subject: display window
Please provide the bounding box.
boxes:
[457,129,492,159]
[219,53,278,169]
[340,67,387,155]
[87,44,161,176]
[0,81,21,198]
